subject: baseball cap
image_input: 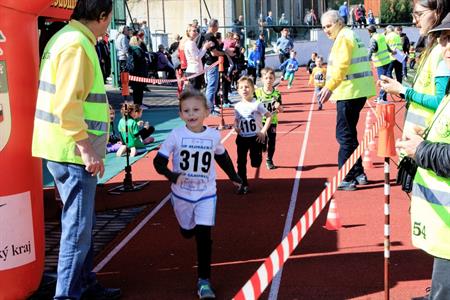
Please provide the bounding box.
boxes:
[429,12,450,33]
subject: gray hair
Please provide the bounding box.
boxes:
[208,18,219,28]
[386,25,395,32]
[321,10,344,26]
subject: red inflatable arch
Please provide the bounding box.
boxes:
[0,1,73,298]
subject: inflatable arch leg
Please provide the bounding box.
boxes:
[0,1,53,299]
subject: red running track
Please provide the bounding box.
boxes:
[94,70,433,300]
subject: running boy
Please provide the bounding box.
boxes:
[280,50,299,89]
[234,76,272,194]
[153,90,242,299]
[255,68,283,169]
[308,56,326,110]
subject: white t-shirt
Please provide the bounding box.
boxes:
[158,126,225,202]
[185,39,207,74]
[234,99,268,137]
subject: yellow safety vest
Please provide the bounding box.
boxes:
[32,23,109,165]
[385,31,402,60]
[403,44,443,138]
[327,27,376,101]
[411,94,450,260]
[371,33,391,67]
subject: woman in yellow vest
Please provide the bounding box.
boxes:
[31,1,121,299]
[318,10,376,191]
[396,17,450,300]
[400,0,450,139]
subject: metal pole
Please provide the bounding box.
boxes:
[162,0,166,33]
[200,0,202,23]
[384,157,391,300]
[243,0,248,55]
[146,0,150,26]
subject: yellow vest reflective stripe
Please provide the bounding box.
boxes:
[371,33,391,67]
[403,45,443,138]
[32,23,109,165]
[327,28,376,101]
[385,32,402,60]
[411,94,450,259]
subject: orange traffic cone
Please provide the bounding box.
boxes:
[362,149,374,169]
[324,198,342,230]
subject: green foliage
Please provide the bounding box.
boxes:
[380,0,413,23]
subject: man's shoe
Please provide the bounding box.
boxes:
[82,283,121,300]
[237,185,249,195]
[318,102,323,110]
[337,180,357,191]
[355,173,368,185]
[266,159,276,170]
[197,279,216,299]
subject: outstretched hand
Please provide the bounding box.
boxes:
[379,75,404,95]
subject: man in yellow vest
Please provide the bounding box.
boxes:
[396,15,450,300]
[385,25,404,83]
[319,10,376,191]
[367,25,392,102]
[31,1,120,299]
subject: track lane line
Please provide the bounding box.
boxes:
[93,129,235,272]
[268,95,316,300]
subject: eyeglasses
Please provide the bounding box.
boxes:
[438,33,450,46]
[412,9,431,20]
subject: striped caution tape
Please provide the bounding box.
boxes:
[128,61,219,85]
[233,111,384,300]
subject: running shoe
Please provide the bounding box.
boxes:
[237,185,249,195]
[337,180,357,191]
[355,173,368,185]
[197,279,216,299]
[266,159,276,170]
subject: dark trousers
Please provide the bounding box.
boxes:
[257,59,265,78]
[278,53,289,76]
[236,135,263,186]
[388,60,403,84]
[131,82,145,105]
[430,256,450,300]
[336,97,366,181]
[138,126,155,140]
[180,225,212,279]
[376,63,390,101]
[187,73,203,90]
[263,124,277,161]
[247,67,257,83]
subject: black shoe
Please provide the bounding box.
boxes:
[82,283,121,300]
[266,159,276,170]
[237,185,249,195]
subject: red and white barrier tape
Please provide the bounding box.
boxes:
[128,61,219,85]
[233,112,384,300]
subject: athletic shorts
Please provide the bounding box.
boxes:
[171,194,217,229]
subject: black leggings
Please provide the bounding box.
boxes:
[236,135,263,186]
[179,225,212,279]
[264,124,277,161]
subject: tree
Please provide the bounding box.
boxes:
[380,0,413,23]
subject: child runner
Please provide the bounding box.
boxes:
[255,68,283,169]
[234,76,272,194]
[117,103,154,157]
[309,56,327,110]
[153,90,242,299]
[306,51,318,74]
[280,50,299,89]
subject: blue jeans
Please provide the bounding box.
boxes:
[376,64,390,101]
[336,98,366,181]
[204,65,219,111]
[47,161,98,300]
[430,256,450,300]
